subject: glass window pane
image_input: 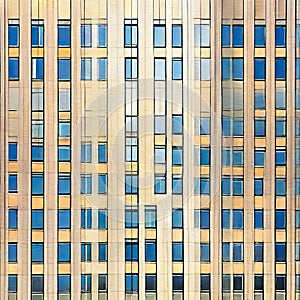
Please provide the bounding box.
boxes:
[154,58,166,80]
[98,25,107,47]
[58,25,71,47]
[172,59,182,80]
[154,25,165,47]
[233,25,243,47]
[172,25,182,47]
[255,25,266,47]
[58,59,71,81]
[9,25,19,47]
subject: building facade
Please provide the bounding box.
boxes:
[0,0,300,299]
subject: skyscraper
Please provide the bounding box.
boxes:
[1,0,300,299]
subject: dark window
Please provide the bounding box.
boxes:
[145,275,156,292]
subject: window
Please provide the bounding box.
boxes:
[200,147,210,165]
[125,58,138,79]
[276,150,286,165]
[125,274,138,292]
[276,210,286,229]
[254,119,266,137]
[233,210,243,229]
[145,275,156,292]
[126,137,137,162]
[172,58,183,80]
[275,275,286,291]
[58,25,71,47]
[81,208,92,229]
[194,58,211,80]
[58,174,71,195]
[154,174,166,194]
[232,25,243,47]
[172,25,182,47]
[275,58,286,80]
[275,25,286,47]
[32,243,44,262]
[58,210,71,229]
[99,274,107,292]
[98,209,107,229]
[32,24,44,47]
[125,175,138,194]
[233,275,243,291]
[8,174,17,192]
[81,143,91,163]
[81,243,91,262]
[194,177,210,195]
[145,241,156,262]
[99,243,107,261]
[222,25,230,47]
[275,243,286,262]
[222,177,230,196]
[154,58,166,80]
[254,178,263,196]
[32,120,44,138]
[254,149,265,166]
[98,58,107,80]
[254,210,263,229]
[98,25,107,47]
[32,58,44,80]
[81,274,91,293]
[58,243,71,262]
[8,243,17,262]
[154,146,166,164]
[297,25,300,47]
[200,274,210,292]
[8,209,18,229]
[81,58,92,80]
[32,275,43,294]
[233,243,243,261]
[254,243,263,262]
[200,243,210,262]
[172,242,183,261]
[173,275,184,291]
[155,116,166,134]
[58,146,70,162]
[98,144,107,163]
[194,209,210,229]
[145,206,157,228]
[222,117,231,136]
[58,88,70,111]
[254,25,266,47]
[32,145,44,161]
[125,240,138,261]
[276,118,286,137]
[222,243,230,261]
[172,115,183,134]
[194,24,210,47]
[8,24,19,47]
[296,242,300,261]
[153,25,165,47]
[172,175,182,194]
[172,147,183,165]
[81,174,92,194]
[172,209,183,228]
[222,274,231,291]
[254,275,264,291]
[233,58,244,80]
[232,149,243,166]
[81,24,92,47]
[32,210,44,229]
[8,275,17,293]
[296,211,300,228]
[32,173,44,195]
[8,143,17,161]
[9,58,19,80]
[276,87,286,109]
[58,59,71,81]
[125,209,138,228]
[254,58,266,80]
[58,275,71,294]
[254,89,266,109]
[59,121,70,137]
[276,178,286,196]
[124,24,138,47]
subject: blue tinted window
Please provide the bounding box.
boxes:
[32,174,44,195]
[125,58,138,79]
[81,209,92,229]
[297,25,300,47]
[58,146,70,162]
[32,145,44,161]
[32,275,43,293]
[58,25,71,47]
[254,58,266,80]
[9,143,17,161]
[58,175,71,195]
[296,59,300,80]
[222,243,230,261]
[98,209,107,229]
[58,243,70,262]
[124,24,138,47]
[172,25,182,47]
[276,210,286,229]
[232,150,243,166]
[254,178,263,196]
[99,243,107,261]
[98,58,107,80]
[8,174,17,192]
[233,119,243,136]
[172,242,183,261]
[32,58,44,79]
[200,274,210,292]
[81,243,91,262]
[254,90,266,109]
[172,115,183,134]
[98,144,107,163]
[125,241,138,261]
[81,274,91,292]
[8,25,19,47]
[81,175,92,194]
[145,242,156,261]
[58,210,70,229]
[200,117,210,134]
[222,149,230,166]
[81,58,92,80]
[254,243,263,262]
[8,243,17,262]
[222,177,230,196]
[200,210,210,229]
[222,117,231,136]
[154,25,165,47]
[276,150,286,165]
[172,209,183,228]
[200,148,210,165]
[32,243,43,262]
[8,275,17,292]
[233,58,243,80]
[172,176,182,194]
[254,119,266,137]
[233,25,243,47]
[98,25,107,47]
[154,175,166,194]
[276,119,286,137]
[200,243,210,262]
[172,59,182,80]
[145,275,156,292]
[8,209,18,229]
[125,274,138,292]
[222,58,230,80]
[200,178,210,195]
[172,147,183,165]
[254,25,266,47]
[233,243,243,261]
[275,58,286,80]
[125,175,138,194]
[222,209,230,229]
[32,210,44,229]
[59,122,70,137]
[222,25,230,47]
[275,26,286,47]
[98,174,107,194]
[233,210,243,229]
[9,58,19,80]
[58,275,71,294]
[32,25,44,47]
[254,150,265,166]
[125,210,138,228]
[276,178,286,196]
[58,59,71,81]
[173,275,183,291]
[254,210,263,229]
[275,243,286,262]
[81,24,92,47]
